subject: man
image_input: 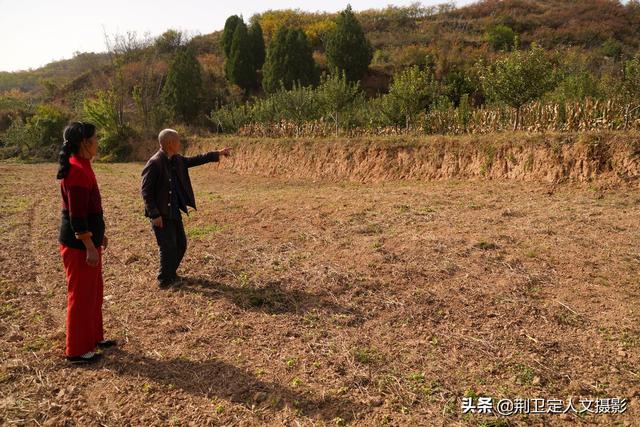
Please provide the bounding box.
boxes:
[141,129,231,288]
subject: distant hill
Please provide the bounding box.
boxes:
[0,52,111,95]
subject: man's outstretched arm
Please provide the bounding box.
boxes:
[184,147,231,168]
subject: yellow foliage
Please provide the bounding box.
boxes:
[304,20,336,46]
[255,9,336,42]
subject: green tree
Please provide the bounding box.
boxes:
[222,15,243,58]
[601,38,623,60]
[487,24,516,52]
[262,27,289,93]
[274,83,320,135]
[225,21,255,92]
[325,5,372,82]
[550,71,601,102]
[155,29,185,54]
[262,27,318,93]
[317,71,362,135]
[382,65,437,129]
[249,22,266,74]
[481,44,557,130]
[162,47,203,123]
[622,54,640,97]
[621,54,640,128]
[443,70,476,107]
[288,29,318,87]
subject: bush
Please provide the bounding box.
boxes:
[382,65,437,128]
[0,104,69,160]
[601,38,623,60]
[209,103,252,133]
[30,104,69,151]
[486,25,517,52]
[1,120,39,159]
[84,90,134,161]
[317,71,362,134]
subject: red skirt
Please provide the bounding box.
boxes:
[60,244,104,357]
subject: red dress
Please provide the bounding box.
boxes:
[58,155,105,357]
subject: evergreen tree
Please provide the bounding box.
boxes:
[225,21,255,92]
[325,5,372,82]
[287,29,318,87]
[262,27,289,93]
[162,47,203,123]
[249,22,266,73]
[222,15,243,58]
[263,27,318,92]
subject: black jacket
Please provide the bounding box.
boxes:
[141,150,219,219]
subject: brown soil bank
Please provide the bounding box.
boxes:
[187,132,640,183]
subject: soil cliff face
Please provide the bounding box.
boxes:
[188,132,640,183]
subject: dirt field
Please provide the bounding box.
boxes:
[1,161,638,426]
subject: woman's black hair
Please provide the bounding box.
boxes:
[56,121,96,179]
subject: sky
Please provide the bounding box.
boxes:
[0,0,478,72]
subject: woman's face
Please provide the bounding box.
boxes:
[82,132,98,158]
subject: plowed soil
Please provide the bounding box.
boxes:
[1,161,638,426]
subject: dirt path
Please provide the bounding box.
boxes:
[1,162,639,425]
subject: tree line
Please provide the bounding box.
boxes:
[2,3,640,160]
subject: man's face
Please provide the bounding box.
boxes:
[169,135,181,154]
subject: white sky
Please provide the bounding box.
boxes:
[0,0,478,72]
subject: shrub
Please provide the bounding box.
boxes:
[486,24,517,52]
[0,104,69,160]
[382,65,437,128]
[84,90,134,161]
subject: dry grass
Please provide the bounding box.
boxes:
[1,161,639,425]
[235,99,640,138]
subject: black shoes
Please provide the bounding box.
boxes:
[96,340,117,349]
[66,352,102,364]
[66,339,116,364]
[158,275,184,289]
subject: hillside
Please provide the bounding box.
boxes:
[2,0,640,99]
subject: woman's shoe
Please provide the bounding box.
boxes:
[66,351,102,364]
[96,340,117,349]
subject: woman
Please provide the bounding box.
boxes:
[57,121,115,363]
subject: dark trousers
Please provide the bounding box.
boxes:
[152,217,187,282]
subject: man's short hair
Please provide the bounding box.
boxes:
[158,128,179,147]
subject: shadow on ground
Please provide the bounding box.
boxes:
[100,349,366,422]
[176,276,363,321]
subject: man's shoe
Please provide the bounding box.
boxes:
[158,278,174,289]
[66,352,102,364]
[96,340,117,349]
